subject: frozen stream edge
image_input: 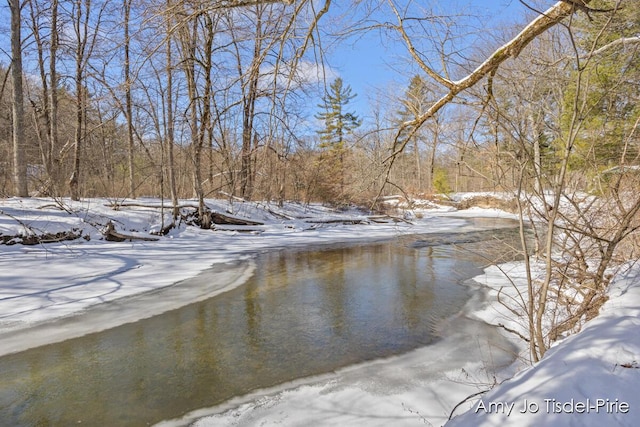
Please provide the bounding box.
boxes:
[0,260,256,357]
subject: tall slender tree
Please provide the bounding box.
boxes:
[396,74,439,192]
[123,0,136,197]
[69,0,105,200]
[9,0,28,197]
[49,0,60,192]
[165,0,178,219]
[27,0,61,194]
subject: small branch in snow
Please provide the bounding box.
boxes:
[497,322,531,343]
[448,389,491,421]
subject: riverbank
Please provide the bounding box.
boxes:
[450,261,640,427]
[1,196,637,426]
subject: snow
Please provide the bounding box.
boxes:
[449,263,640,427]
[1,196,638,426]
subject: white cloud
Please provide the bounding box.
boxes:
[260,59,339,91]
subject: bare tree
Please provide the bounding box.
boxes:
[123,0,136,197]
[227,6,264,201]
[165,0,179,218]
[379,0,600,197]
[69,0,107,200]
[27,0,52,181]
[8,0,28,196]
[49,0,60,192]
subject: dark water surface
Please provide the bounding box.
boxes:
[0,218,522,426]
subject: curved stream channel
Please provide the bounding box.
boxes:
[0,218,523,426]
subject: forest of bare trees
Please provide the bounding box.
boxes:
[1,0,630,208]
[2,0,333,208]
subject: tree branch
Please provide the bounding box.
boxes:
[387,0,455,90]
[588,35,640,58]
[381,0,591,185]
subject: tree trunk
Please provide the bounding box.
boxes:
[124,0,136,198]
[240,10,262,201]
[9,0,28,197]
[414,138,422,191]
[70,1,84,201]
[181,12,212,229]
[428,118,439,193]
[165,0,178,219]
[70,76,82,201]
[49,0,60,194]
[530,110,544,194]
[28,0,52,182]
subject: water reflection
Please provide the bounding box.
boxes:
[0,221,522,426]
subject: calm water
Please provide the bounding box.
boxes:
[0,219,522,426]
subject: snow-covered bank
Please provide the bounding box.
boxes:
[449,263,640,427]
[0,259,255,356]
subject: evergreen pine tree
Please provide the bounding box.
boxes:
[316,78,361,149]
[397,75,429,137]
[314,78,361,203]
[563,1,640,174]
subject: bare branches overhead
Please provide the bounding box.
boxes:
[402,0,594,131]
[379,0,596,194]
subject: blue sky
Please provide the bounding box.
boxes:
[322,0,535,122]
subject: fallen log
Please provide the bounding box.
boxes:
[106,202,263,226]
[367,215,413,224]
[103,221,159,242]
[213,224,265,233]
[210,211,263,226]
[106,202,200,210]
[304,218,368,225]
[303,215,413,225]
[1,229,86,245]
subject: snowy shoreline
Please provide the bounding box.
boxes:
[448,262,640,427]
[0,259,256,356]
